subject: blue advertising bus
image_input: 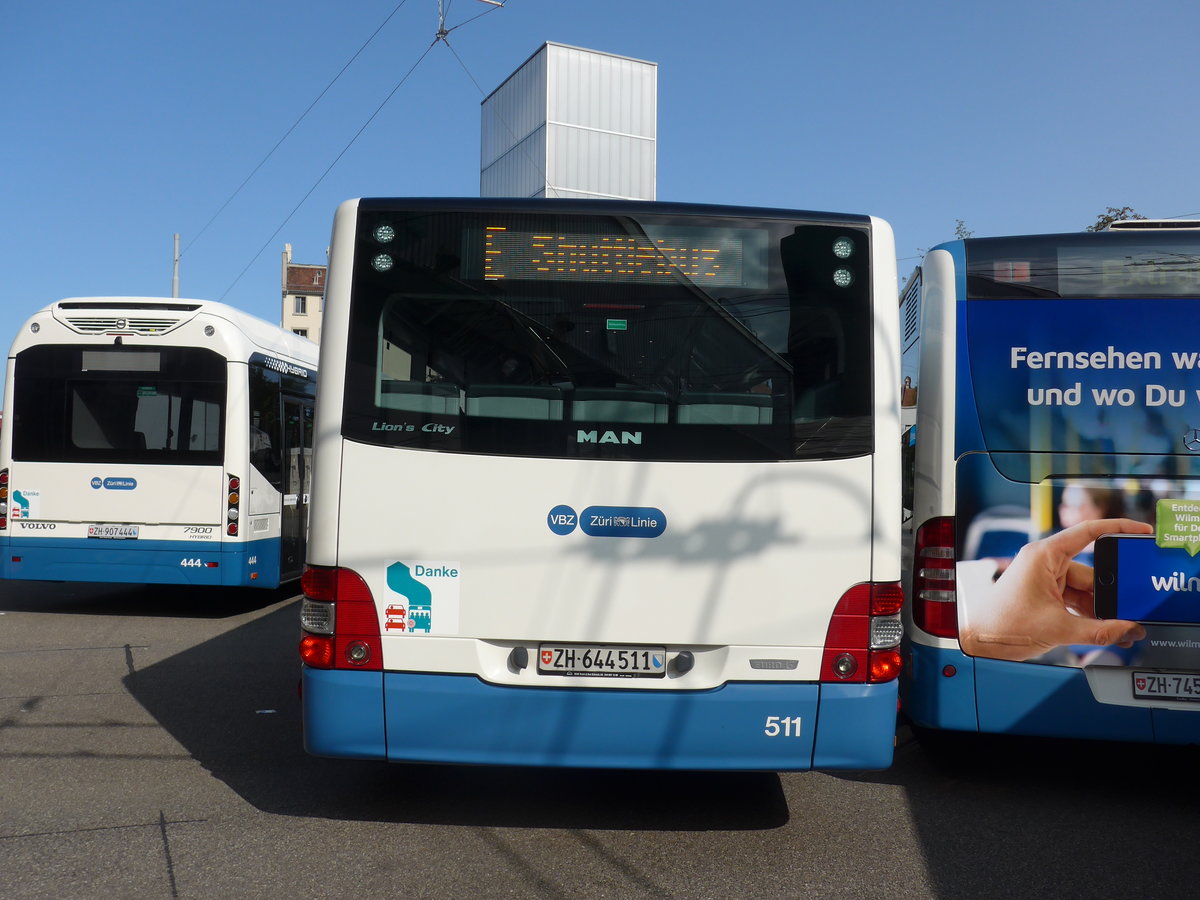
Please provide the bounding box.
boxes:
[902,223,1200,748]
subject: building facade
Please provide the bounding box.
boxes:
[481,42,657,200]
[281,243,326,343]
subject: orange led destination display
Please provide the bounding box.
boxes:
[483,226,748,286]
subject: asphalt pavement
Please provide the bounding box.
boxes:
[2,579,1199,899]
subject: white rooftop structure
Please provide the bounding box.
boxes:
[481,42,657,200]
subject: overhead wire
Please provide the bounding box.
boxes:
[219,0,510,301]
[219,38,439,300]
[183,0,414,259]
[438,11,559,198]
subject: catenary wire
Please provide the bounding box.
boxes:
[181,0,413,259]
[440,28,558,198]
[220,1,509,300]
[219,39,439,300]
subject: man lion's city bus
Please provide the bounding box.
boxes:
[903,223,1200,750]
[0,297,318,588]
[299,198,904,770]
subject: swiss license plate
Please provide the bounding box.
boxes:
[1133,671,1200,702]
[87,524,139,540]
[537,644,666,678]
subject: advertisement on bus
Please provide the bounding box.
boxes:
[954,298,1200,681]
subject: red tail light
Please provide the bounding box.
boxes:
[870,582,905,616]
[913,516,958,638]
[299,633,334,668]
[821,582,905,683]
[298,565,382,671]
[869,648,903,681]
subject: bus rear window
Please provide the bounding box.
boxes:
[12,345,226,464]
[966,232,1200,299]
[342,208,876,462]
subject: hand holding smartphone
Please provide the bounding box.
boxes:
[1094,533,1200,625]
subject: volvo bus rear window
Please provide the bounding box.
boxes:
[12,345,226,464]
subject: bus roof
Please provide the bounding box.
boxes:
[1103,219,1200,230]
[32,296,318,368]
[350,196,875,227]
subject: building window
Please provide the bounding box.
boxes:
[293,329,308,338]
[294,296,307,315]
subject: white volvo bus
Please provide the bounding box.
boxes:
[0,298,318,588]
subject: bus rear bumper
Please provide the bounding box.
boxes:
[0,536,281,587]
[301,667,898,770]
[904,641,1200,745]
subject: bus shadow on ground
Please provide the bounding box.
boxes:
[123,599,789,831]
[0,579,291,619]
[845,725,1200,897]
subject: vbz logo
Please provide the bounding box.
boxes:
[547,505,578,535]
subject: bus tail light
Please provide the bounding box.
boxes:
[821,582,905,683]
[0,468,8,530]
[298,565,382,671]
[226,474,240,536]
[913,516,958,638]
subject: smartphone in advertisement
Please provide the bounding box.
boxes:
[1094,533,1200,625]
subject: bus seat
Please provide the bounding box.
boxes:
[677,392,773,425]
[962,506,1040,561]
[465,385,564,420]
[379,380,460,414]
[571,388,669,424]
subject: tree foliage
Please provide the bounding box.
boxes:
[1086,206,1146,232]
[954,219,973,239]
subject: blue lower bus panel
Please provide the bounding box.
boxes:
[0,536,281,587]
[902,642,980,733]
[905,641,1200,745]
[302,667,898,770]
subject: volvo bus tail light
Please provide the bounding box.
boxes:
[299,565,382,671]
[821,582,905,683]
[226,474,240,536]
[914,516,958,638]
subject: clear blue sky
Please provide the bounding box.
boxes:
[4,0,1199,388]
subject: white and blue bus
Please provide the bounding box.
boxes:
[902,224,1200,748]
[299,198,904,770]
[0,297,318,588]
